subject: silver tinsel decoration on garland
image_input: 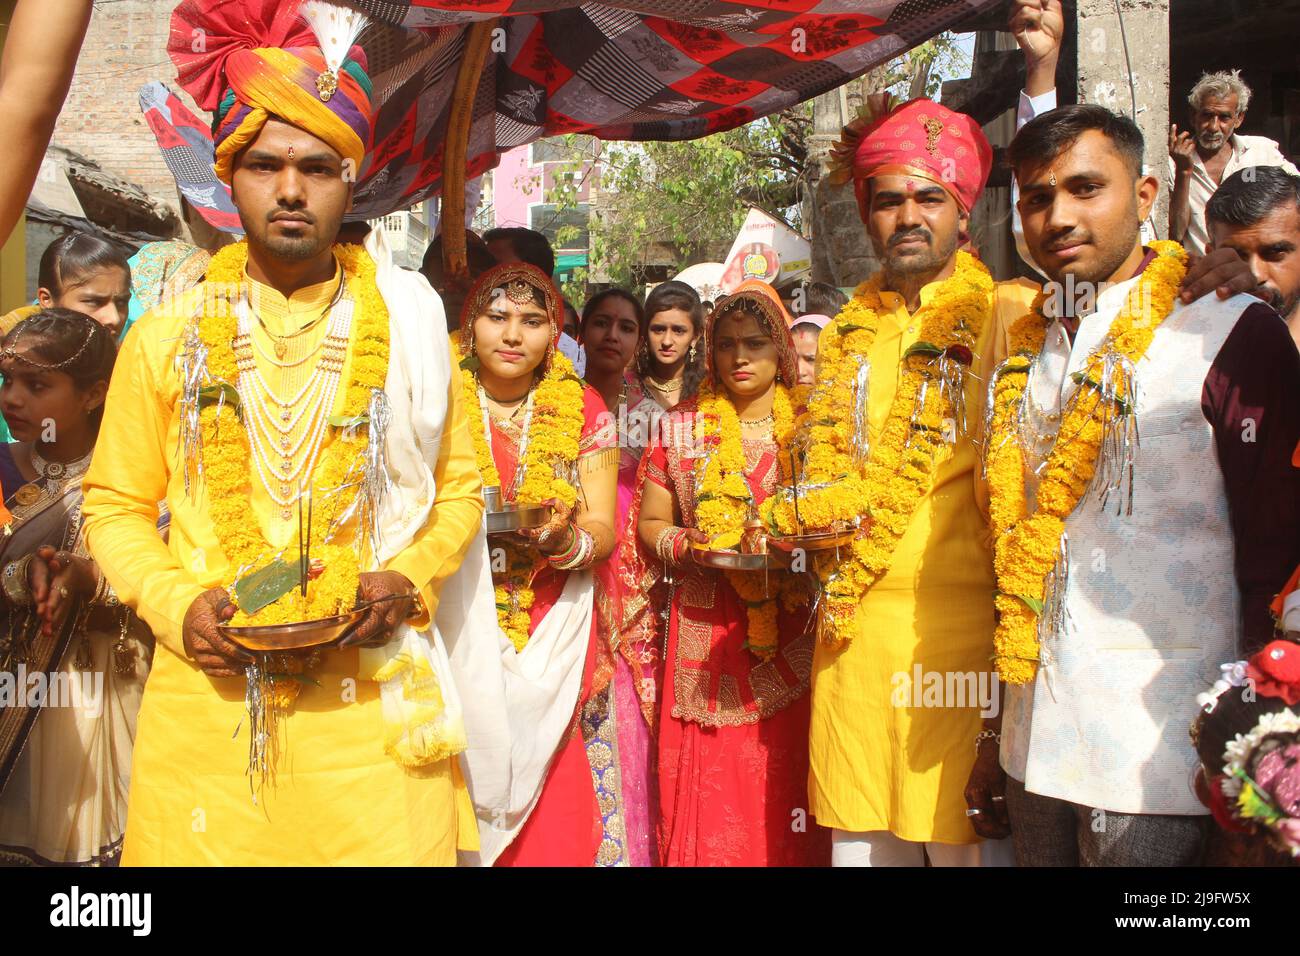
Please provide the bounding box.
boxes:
[356,388,393,565]
[176,319,209,498]
[1084,351,1141,516]
[849,356,871,469]
[242,656,285,806]
[933,351,969,442]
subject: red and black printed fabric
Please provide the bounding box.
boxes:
[175,1,999,219]
[138,80,244,234]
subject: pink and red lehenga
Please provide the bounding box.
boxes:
[611,379,665,866]
[619,289,831,867]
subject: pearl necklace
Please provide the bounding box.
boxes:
[233,298,354,519]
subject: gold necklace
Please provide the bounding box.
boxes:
[739,413,774,429]
[12,445,94,506]
[251,275,347,359]
[643,373,683,395]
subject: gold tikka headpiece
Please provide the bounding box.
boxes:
[504,278,537,305]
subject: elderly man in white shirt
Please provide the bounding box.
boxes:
[1168,69,1299,256]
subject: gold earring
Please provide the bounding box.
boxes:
[689,342,697,362]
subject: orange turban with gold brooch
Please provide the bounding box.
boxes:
[169,0,373,185]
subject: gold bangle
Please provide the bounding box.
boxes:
[655,526,686,565]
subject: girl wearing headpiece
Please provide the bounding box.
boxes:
[0,309,153,865]
[624,280,830,866]
[0,233,132,446]
[454,262,627,866]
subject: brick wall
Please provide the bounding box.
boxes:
[52,1,210,218]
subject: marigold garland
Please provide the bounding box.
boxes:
[693,380,806,660]
[764,250,994,647]
[198,241,389,630]
[453,339,586,651]
[985,240,1188,683]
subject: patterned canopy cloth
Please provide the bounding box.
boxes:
[168,0,373,185]
[839,95,994,217]
[270,0,1001,218]
[139,81,243,234]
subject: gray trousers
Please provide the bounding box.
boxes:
[1004,776,1208,866]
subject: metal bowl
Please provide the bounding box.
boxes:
[690,545,783,572]
[221,609,368,652]
[767,527,859,554]
[486,503,550,535]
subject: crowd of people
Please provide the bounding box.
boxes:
[0,0,1297,869]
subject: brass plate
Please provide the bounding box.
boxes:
[767,528,858,553]
[690,544,783,572]
[221,609,367,652]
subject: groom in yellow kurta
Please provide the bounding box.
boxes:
[808,113,1036,866]
[805,6,1068,865]
[81,12,484,865]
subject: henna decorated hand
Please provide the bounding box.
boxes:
[340,570,417,648]
[182,588,249,678]
[520,497,577,555]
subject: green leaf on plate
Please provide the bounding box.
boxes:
[234,558,302,616]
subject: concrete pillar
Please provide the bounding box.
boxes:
[808,80,879,289]
[1076,0,1171,238]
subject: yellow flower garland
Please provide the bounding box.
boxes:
[764,250,994,647]
[986,240,1187,683]
[452,338,586,651]
[693,380,805,660]
[199,241,389,627]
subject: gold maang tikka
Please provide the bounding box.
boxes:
[504,279,536,305]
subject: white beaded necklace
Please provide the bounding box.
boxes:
[476,378,535,498]
[233,297,354,519]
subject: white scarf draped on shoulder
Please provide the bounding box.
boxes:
[360,228,592,866]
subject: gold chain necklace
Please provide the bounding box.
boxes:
[643,373,683,395]
[250,276,347,359]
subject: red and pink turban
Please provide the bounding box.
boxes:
[830,95,993,221]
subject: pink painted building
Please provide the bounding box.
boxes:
[480,136,600,284]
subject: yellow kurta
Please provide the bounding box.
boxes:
[81,264,484,865]
[808,276,1037,844]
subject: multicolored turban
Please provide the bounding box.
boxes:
[169,0,373,185]
[829,94,993,221]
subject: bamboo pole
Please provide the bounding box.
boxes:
[441,18,497,284]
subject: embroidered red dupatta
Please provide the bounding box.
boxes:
[617,283,829,866]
